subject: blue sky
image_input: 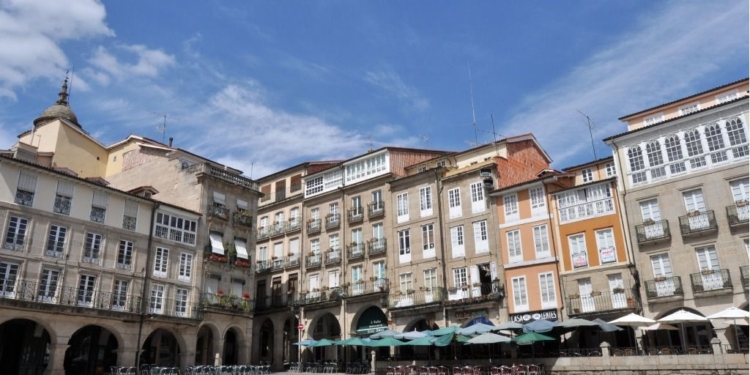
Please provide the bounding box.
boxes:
[0,1,747,178]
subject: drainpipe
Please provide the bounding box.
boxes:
[135,202,160,369]
[610,140,639,293]
[543,177,566,320]
[435,167,449,327]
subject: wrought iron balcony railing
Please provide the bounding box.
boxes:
[444,280,505,305]
[644,276,684,299]
[347,243,365,261]
[255,260,272,273]
[741,266,749,290]
[257,227,270,240]
[368,201,385,218]
[367,239,387,256]
[343,278,389,298]
[145,297,201,320]
[270,258,285,271]
[285,255,300,269]
[255,294,299,312]
[299,287,345,306]
[325,250,341,266]
[209,205,230,221]
[307,219,321,234]
[690,269,732,293]
[678,210,718,237]
[389,288,446,309]
[325,214,340,229]
[348,207,364,224]
[635,220,671,245]
[122,215,137,231]
[0,279,142,314]
[201,292,254,314]
[726,204,749,227]
[306,254,321,269]
[232,211,253,228]
[90,207,106,223]
[287,219,302,233]
[271,223,286,237]
[566,290,639,316]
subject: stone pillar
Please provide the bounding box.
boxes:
[117,346,136,369]
[710,337,722,355]
[634,329,644,352]
[371,349,376,374]
[46,340,69,375]
[214,339,225,367]
[599,341,611,367]
[273,325,285,371]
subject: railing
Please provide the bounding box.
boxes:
[368,201,385,218]
[307,219,321,234]
[344,279,389,298]
[90,207,106,223]
[255,294,299,312]
[209,205,230,221]
[199,163,259,191]
[287,219,302,232]
[271,223,286,237]
[53,197,71,215]
[285,255,301,269]
[45,242,65,258]
[644,276,684,299]
[445,280,505,304]
[299,288,345,305]
[325,250,341,266]
[388,288,446,309]
[232,211,253,227]
[741,266,749,290]
[145,297,201,319]
[347,243,365,260]
[635,220,671,244]
[567,290,639,315]
[347,207,364,223]
[678,210,718,236]
[257,227,270,240]
[325,214,340,229]
[558,197,614,223]
[367,239,387,256]
[306,254,321,269]
[726,204,749,227]
[201,293,254,314]
[0,279,142,314]
[270,258,285,271]
[255,260,272,273]
[690,269,732,293]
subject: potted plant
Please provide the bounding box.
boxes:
[321,286,329,291]
[357,279,365,284]
[242,292,251,300]
[738,199,749,207]
[217,290,225,296]
[307,251,315,257]
[612,287,625,294]
[654,276,666,282]
[590,290,602,296]
[370,276,378,282]
[569,293,580,299]
[688,210,702,217]
[643,218,655,225]
[271,256,279,260]
[701,269,715,275]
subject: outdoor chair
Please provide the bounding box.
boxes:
[513,365,527,375]
[461,366,473,375]
[453,366,463,375]
[386,366,396,375]
[428,366,439,375]
[623,348,635,356]
[420,366,430,375]
[527,365,540,375]
[498,366,513,375]
[437,366,449,375]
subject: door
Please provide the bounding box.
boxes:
[150,284,164,313]
[352,266,363,295]
[683,189,708,230]
[78,275,96,307]
[578,279,595,313]
[352,196,363,217]
[608,274,627,309]
[373,262,386,290]
[39,269,60,303]
[309,275,319,298]
[0,262,19,298]
[352,229,363,254]
[650,254,675,297]
[731,178,749,221]
[640,199,664,239]
[470,265,481,298]
[696,246,723,290]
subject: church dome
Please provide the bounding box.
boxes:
[34,78,81,128]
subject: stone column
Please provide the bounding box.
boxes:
[710,337,722,355]
[371,349,376,373]
[117,346,136,369]
[599,341,611,367]
[214,339,225,367]
[273,326,285,371]
[46,339,69,375]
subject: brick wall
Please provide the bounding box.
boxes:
[496,140,551,188]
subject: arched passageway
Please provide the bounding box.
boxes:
[195,325,215,365]
[258,319,274,364]
[0,319,51,375]
[65,325,119,375]
[650,308,715,351]
[399,318,439,360]
[310,313,341,361]
[283,316,299,364]
[141,329,181,367]
[223,329,239,365]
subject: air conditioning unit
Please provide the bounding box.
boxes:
[480,168,492,177]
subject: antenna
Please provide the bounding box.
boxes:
[577,109,597,160]
[468,63,478,145]
[366,135,374,151]
[68,68,74,103]
[490,114,500,156]
[420,134,430,147]
[151,112,181,144]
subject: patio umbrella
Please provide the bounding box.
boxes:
[365,337,407,347]
[432,333,455,347]
[640,323,679,331]
[592,318,623,333]
[555,318,600,329]
[609,313,656,348]
[404,336,437,346]
[309,339,335,347]
[336,337,372,346]
[428,326,460,336]
[496,321,524,330]
[707,306,750,350]
[293,339,318,346]
[523,320,556,333]
[395,331,428,340]
[456,335,472,343]
[459,323,495,335]
[658,309,708,352]
[370,329,399,339]
[466,332,511,344]
[512,332,556,345]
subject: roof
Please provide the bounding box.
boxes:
[604,95,748,142]
[303,146,448,180]
[488,170,569,195]
[550,176,617,195]
[618,78,748,120]
[255,160,342,182]
[561,156,614,172]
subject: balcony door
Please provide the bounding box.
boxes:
[578,278,595,313]
[650,254,675,297]
[309,275,319,298]
[731,178,749,221]
[608,274,627,309]
[639,199,664,239]
[0,262,19,298]
[696,246,723,290]
[683,189,708,230]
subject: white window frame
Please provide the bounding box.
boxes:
[581,168,593,183]
[511,276,529,312]
[569,234,588,268]
[596,228,616,264]
[529,186,546,216]
[453,267,468,288]
[421,223,435,258]
[507,229,522,263]
[117,239,133,270]
[398,229,411,263]
[77,274,96,307]
[448,188,462,218]
[533,225,550,259]
[450,225,465,258]
[83,232,103,265]
[473,220,488,254]
[175,288,189,317]
[15,171,37,207]
[470,182,485,214]
[679,102,701,116]
[154,247,169,278]
[4,216,29,251]
[46,225,67,258]
[154,212,198,246]
[149,284,165,314]
[503,194,519,221]
[397,193,409,223]
[419,186,433,217]
[112,279,128,310]
[643,112,664,126]
[539,272,556,309]
[605,162,616,177]
[179,252,193,282]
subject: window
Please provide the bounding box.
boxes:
[453,267,468,288]
[664,135,686,174]
[209,232,224,255]
[273,241,283,261]
[372,261,386,280]
[473,220,488,253]
[154,212,197,245]
[419,187,433,216]
[421,224,435,257]
[310,209,319,221]
[77,274,96,307]
[578,278,594,312]
[352,265,363,294]
[38,269,59,303]
[507,230,522,263]
[350,229,362,248]
[569,234,588,268]
[450,226,465,258]
[448,188,462,218]
[398,230,410,255]
[123,200,138,231]
[605,162,616,177]
[54,181,74,215]
[397,193,409,222]
[14,171,37,207]
[643,113,664,126]
[345,152,388,183]
[371,190,383,211]
[730,178,749,203]
[530,187,546,214]
[679,102,701,115]
[310,239,320,255]
[716,89,739,104]
[175,288,189,317]
[683,189,706,213]
[684,129,706,168]
[581,169,593,183]
[351,196,363,217]
[290,207,300,224]
[83,233,103,265]
[235,238,249,260]
[695,245,724,291]
[90,190,108,223]
[117,240,133,270]
[503,194,519,221]
[46,225,67,258]
[539,272,556,308]
[328,270,339,289]
[274,211,285,225]
[639,199,662,221]
[646,141,665,179]
[437,160,446,168]
[4,216,28,251]
[627,146,647,184]
[258,245,268,261]
[596,228,616,264]
[305,176,324,196]
[149,284,165,314]
[532,225,550,258]
[372,223,384,240]
[511,276,528,311]
[154,247,169,278]
[112,279,129,310]
[179,253,193,282]
[726,117,748,158]
[705,123,728,163]
[399,273,413,294]
[329,234,340,251]
[424,268,437,290]
[0,261,19,297]
[556,183,614,223]
[470,182,485,213]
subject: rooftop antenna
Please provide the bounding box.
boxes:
[577,109,597,160]
[420,134,430,147]
[67,68,74,104]
[151,112,180,144]
[490,114,501,156]
[366,135,373,152]
[468,63,479,146]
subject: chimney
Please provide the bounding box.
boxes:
[169,137,173,147]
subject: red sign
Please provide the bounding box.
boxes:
[298,323,304,330]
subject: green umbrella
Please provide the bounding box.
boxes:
[336,337,371,346]
[365,337,407,347]
[432,333,454,347]
[404,336,436,346]
[512,332,555,345]
[309,338,336,347]
[428,326,460,336]
[456,335,471,343]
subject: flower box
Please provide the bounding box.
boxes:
[701,269,715,275]
[643,219,655,225]
[242,292,251,300]
[654,276,667,282]
[569,293,580,299]
[209,254,228,263]
[612,287,625,294]
[406,289,414,294]
[234,259,251,268]
[590,291,601,296]
[737,200,749,207]
[688,210,702,217]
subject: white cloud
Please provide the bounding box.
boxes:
[0,0,112,99]
[502,0,748,166]
[86,44,175,83]
[364,67,430,112]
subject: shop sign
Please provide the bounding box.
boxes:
[599,247,616,263]
[356,306,389,334]
[455,309,488,321]
[509,309,558,323]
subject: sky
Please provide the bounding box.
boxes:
[0,0,747,178]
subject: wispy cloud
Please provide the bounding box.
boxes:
[86,44,175,83]
[364,66,430,112]
[502,0,748,166]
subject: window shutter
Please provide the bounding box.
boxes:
[237,199,248,209]
[213,192,226,205]
[18,172,38,192]
[124,200,138,217]
[57,181,75,196]
[92,191,108,208]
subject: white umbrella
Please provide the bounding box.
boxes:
[495,321,524,330]
[394,331,428,340]
[640,323,679,331]
[459,323,496,335]
[658,309,709,352]
[465,332,511,344]
[706,307,750,350]
[609,313,656,348]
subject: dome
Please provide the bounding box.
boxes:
[33,78,81,128]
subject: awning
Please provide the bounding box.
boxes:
[234,239,248,259]
[356,307,388,335]
[213,192,226,205]
[209,233,225,255]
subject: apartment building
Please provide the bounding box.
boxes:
[604,78,749,350]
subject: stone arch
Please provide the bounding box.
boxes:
[403,317,439,332]
[140,327,186,367]
[0,318,53,375]
[651,307,715,349]
[0,315,57,343]
[65,325,120,375]
[281,315,300,364]
[257,318,275,364]
[349,304,385,334]
[195,323,220,365]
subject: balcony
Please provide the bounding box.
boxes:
[444,280,505,307]
[644,276,684,300]
[145,297,202,320]
[232,211,253,228]
[257,227,270,240]
[255,294,299,313]
[271,223,286,237]
[690,269,732,294]
[389,288,446,310]
[270,258,285,272]
[635,220,671,245]
[285,255,301,269]
[325,214,340,229]
[741,266,749,290]
[122,215,137,231]
[197,163,259,191]
[347,243,365,261]
[367,239,387,257]
[201,292,254,315]
[287,219,302,233]
[307,219,321,234]
[344,279,389,300]
[566,290,639,316]
[255,260,272,273]
[306,254,322,269]
[0,279,142,315]
[299,288,344,308]
[209,205,230,221]
[726,203,749,228]
[325,250,342,266]
[348,207,364,224]
[678,210,718,237]
[368,201,385,219]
